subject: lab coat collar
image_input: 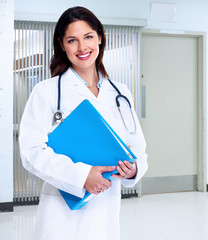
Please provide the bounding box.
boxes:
[61,68,84,86]
[61,67,108,88]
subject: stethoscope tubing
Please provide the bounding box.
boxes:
[54,74,136,134]
[57,74,62,110]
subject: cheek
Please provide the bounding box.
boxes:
[92,42,100,55]
[65,46,75,58]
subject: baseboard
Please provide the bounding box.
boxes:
[142,175,197,194]
[121,192,138,199]
[0,202,13,212]
[14,197,39,206]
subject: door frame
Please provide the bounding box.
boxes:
[139,29,206,192]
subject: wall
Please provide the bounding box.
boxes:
[14,0,208,182]
[0,0,14,206]
[14,0,208,29]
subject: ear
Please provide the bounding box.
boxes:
[98,35,102,45]
[58,37,65,51]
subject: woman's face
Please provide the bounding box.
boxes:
[61,20,101,72]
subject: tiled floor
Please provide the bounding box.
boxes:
[0,192,208,240]
[120,191,208,240]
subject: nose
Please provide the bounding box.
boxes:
[78,40,86,52]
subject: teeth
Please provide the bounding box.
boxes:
[77,53,90,58]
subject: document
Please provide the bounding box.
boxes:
[47,99,137,210]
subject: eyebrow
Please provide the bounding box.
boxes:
[66,32,96,39]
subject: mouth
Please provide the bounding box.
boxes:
[76,52,92,60]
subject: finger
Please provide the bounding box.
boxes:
[102,185,108,190]
[91,184,107,194]
[94,190,101,195]
[111,174,123,179]
[97,189,102,194]
[99,166,116,173]
[118,161,130,175]
[90,187,101,195]
[97,188,105,194]
[101,178,112,188]
[116,165,127,178]
[95,184,109,194]
[123,161,134,170]
[98,183,109,190]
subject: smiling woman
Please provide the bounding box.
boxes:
[50,7,108,81]
[13,19,142,205]
[18,6,148,240]
[60,20,101,82]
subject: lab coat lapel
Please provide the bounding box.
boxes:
[61,68,82,87]
[61,68,98,99]
[61,68,115,101]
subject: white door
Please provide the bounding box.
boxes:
[140,33,199,193]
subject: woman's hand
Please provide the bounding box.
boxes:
[84,166,116,194]
[112,145,137,179]
[112,161,137,179]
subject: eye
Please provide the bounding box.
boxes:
[86,35,93,40]
[68,39,76,44]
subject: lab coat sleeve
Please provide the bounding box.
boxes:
[19,81,92,198]
[120,86,148,188]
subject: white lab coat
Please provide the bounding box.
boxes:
[19,68,148,240]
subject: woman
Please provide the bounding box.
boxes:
[19,6,148,240]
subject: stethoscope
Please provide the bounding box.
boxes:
[54,74,137,134]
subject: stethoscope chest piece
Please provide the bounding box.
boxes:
[54,110,65,123]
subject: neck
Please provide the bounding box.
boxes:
[72,65,99,87]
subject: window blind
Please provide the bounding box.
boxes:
[13,21,141,203]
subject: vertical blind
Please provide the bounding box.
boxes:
[13,21,141,203]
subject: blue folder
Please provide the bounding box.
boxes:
[47,99,137,210]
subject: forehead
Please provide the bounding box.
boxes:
[64,20,97,36]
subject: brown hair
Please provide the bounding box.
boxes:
[50,6,108,78]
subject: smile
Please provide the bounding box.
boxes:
[76,52,91,60]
